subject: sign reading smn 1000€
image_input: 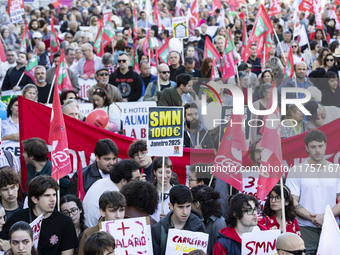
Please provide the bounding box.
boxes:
[147,107,184,156]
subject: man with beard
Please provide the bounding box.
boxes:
[68,139,119,196]
[2,52,33,91]
[34,66,53,104]
[286,130,340,254]
[183,103,213,149]
[213,193,267,254]
[88,67,123,103]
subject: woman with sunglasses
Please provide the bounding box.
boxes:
[60,195,87,255]
[151,157,176,222]
[312,47,329,70]
[91,87,121,132]
[291,41,303,64]
[321,53,335,72]
[258,185,300,235]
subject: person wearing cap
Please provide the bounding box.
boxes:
[286,129,340,254]
[327,48,340,75]
[46,52,80,93]
[88,67,123,103]
[109,52,143,102]
[27,31,43,52]
[74,43,104,79]
[305,99,340,129]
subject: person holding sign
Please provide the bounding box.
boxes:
[213,193,267,255]
[258,185,300,235]
[151,185,207,255]
[7,221,38,255]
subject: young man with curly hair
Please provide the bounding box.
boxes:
[0,166,22,220]
[213,193,267,255]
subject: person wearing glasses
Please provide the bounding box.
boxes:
[83,159,141,227]
[109,52,142,102]
[291,41,304,64]
[60,195,87,255]
[258,185,300,235]
[276,232,306,255]
[213,193,267,255]
[88,68,123,104]
[74,43,104,80]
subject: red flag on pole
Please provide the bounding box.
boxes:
[77,155,85,201]
[203,36,220,61]
[209,0,222,15]
[175,0,183,17]
[212,114,247,191]
[158,38,171,64]
[282,45,294,83]
[93,26,104,57]
[313,0,323,29]
[50,13,60,64]
[153,0,160,27]
[257,83,283,200]
[52,0,60,8]
[55,49,73,92]
[0,39,7,63]
[188,0,199,36]
[268,0,281,16]
[48,75,72,181]
[241,19,250,62]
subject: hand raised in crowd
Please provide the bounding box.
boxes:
[12,86,20,92]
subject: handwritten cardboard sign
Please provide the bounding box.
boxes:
[165,229,209,255]
[242,229,280,255]
[29,214,43,249]
[102,217,152,255]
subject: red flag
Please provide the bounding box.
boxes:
[213,114,247,191]
[0,39,6,63]
[209,0,222,15]
[299,0,313,13]
[257,83,283,200]
[268,0,281,16]
[336,0,340,5]
[97,18,103,27]
[50,13,60,65]
[77,155,85,200]
[313,0,323,29]
[48,73,72,181]
[133,7,138,38]
[330,6,340,30]
[161,24,165,30]
[158,38,171,65]
[52,0,60,8]
[282,45,294,83]
[203,36,220,61]
[188,0,199,36]
[220,31,236,79]
[153,0,160,27]
[93,26,104,57]
[55,49,73,92]
[25,22,30,41]
[143,32,150,56]
[241,19,250,62]
[210,58,219,80]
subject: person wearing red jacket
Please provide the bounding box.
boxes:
[213,193,268,255]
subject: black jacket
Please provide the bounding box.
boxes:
[321,85,340,107]
[2,66,34,91]
[109,67,143,101]
[68,162,101,196]
[151,209,207,255]
[173,65,203,95]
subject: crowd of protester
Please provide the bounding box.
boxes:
[0,0,339,254]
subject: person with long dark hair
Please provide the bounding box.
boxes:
[1,97,19,142]
[7,221,38,255]
[191,185,226,255]
[258,185,300,235]
[60,194,87,255]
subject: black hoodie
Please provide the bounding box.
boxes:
[151,209,207,255]
[109,66,143,101]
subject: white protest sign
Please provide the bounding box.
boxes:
[172,17,189,38]
[116,101,156,139]
[102,217,152,255]
[29,214,44,249]
[1,140,21,169]
[165,229,209,255]
[8,0,24,23]
[147,107,184,156]
[242,229,280,255]
[77,78,97,101]
[78,103,94,116]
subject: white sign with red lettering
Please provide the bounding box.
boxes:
[77,78,97,102]
[29,214,43,249]
[8,0,24,23]
[102,217,152,255]
[102,9,112,25]
[242,230,280,255]
[165,229,209,255]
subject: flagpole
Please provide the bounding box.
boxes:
[208,174,214,187]
[280,176,287,233]
[57,179,60,211]
[161,156,165,215]
[273,30,286,62]
[14,73,25,89]
[47,74,56,104]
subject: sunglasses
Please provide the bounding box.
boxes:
[161,71,170,74]
[292,45,298,48]
[118,59,127,63]
[67,36,72,39]
[98,72,109,76]
[279,249,306,255]
[326,58,334,62]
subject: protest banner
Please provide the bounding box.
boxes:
[77,78,97,101]
[102,9,112,25]
[8,0,24,23]
[29,214,43,249]
[147,106,184,156]
[1,90,22,103]
[165,229,209,255]
[1,140,21,169]
[102,217,152,255]
[242,229,280,255]
[172,17,189,38]
[116,101,156,139]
